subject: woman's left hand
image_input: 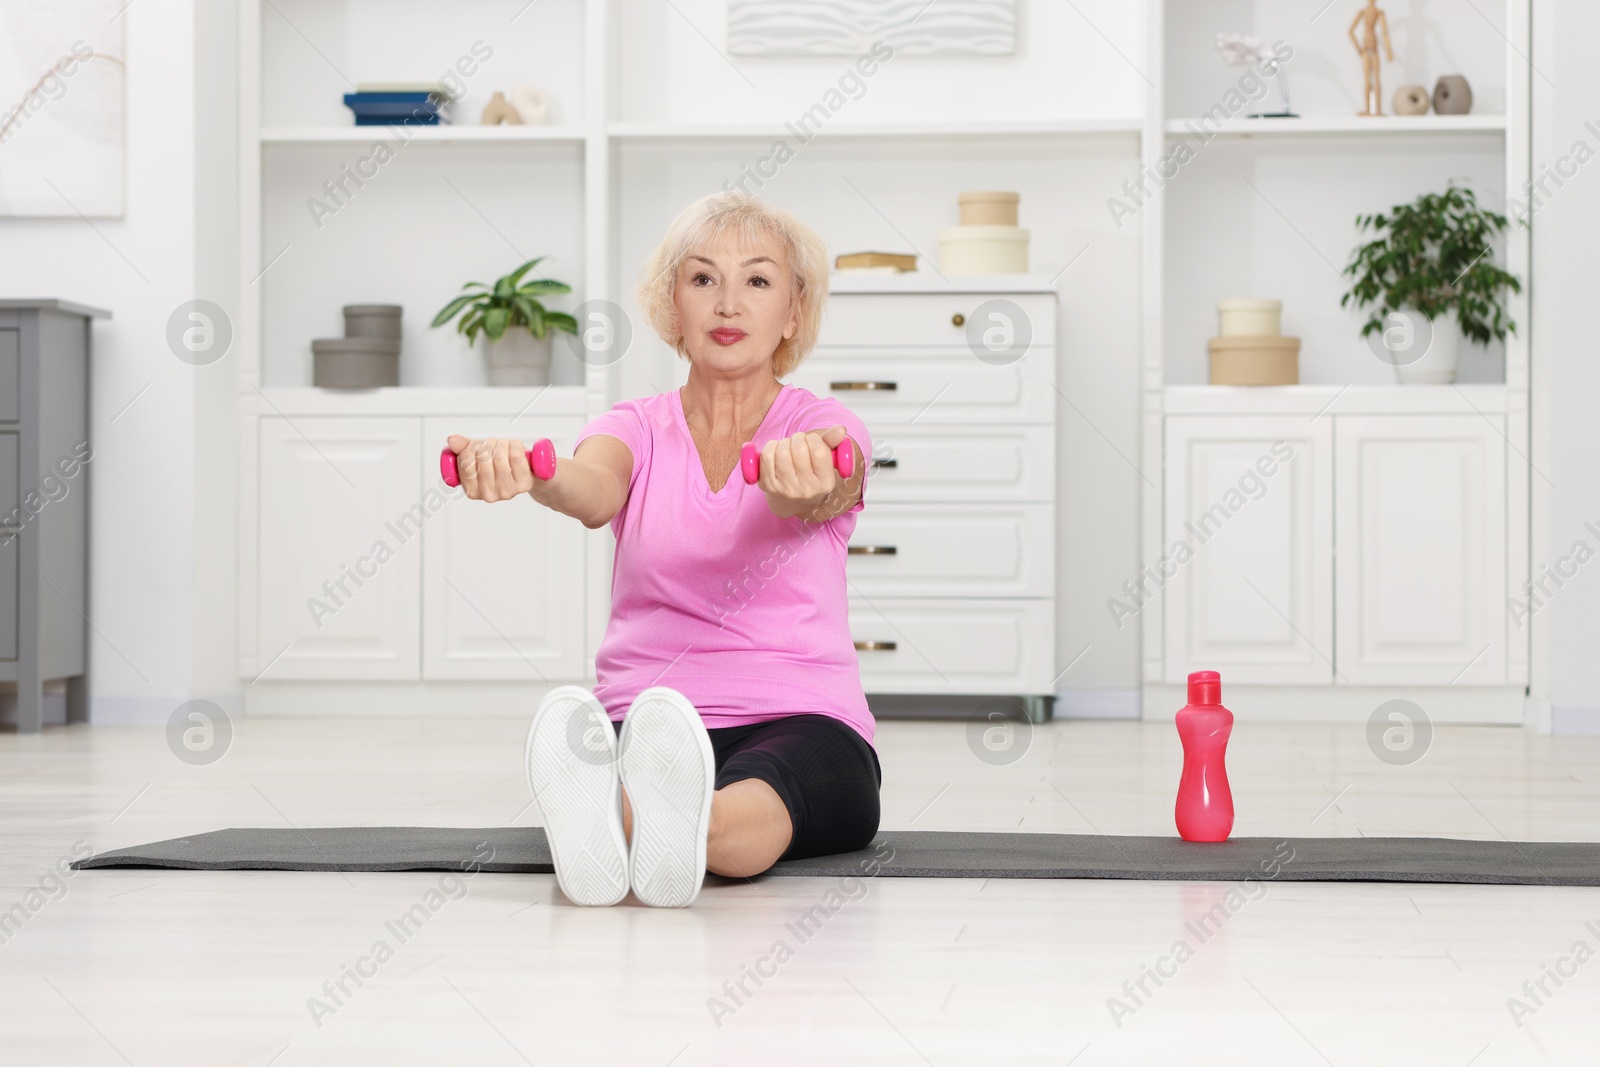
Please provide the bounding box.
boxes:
[758,426,861,521]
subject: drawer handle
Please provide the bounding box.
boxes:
[870,458,898,469]
[829,380,897,391]
[854,640,897,652]
[952,313,966,327]
[848,544,897,556]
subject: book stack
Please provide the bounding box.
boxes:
[342,83,452,126]
[834,251,918,275]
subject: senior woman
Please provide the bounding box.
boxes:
[446,193,880,908]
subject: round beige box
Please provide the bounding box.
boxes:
[939,225,1029,274]
[958,191,1020,227]
[1218,298,1283,336]
[1208,335,1300,385]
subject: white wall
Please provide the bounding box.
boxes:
[1531,0,1600,732]
[0,3,217,725]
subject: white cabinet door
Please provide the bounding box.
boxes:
[847,503,1053,598]
[819,294,1057,348]
[1163,416,1333,684]
[863,424,1054,503]
[420,417,586,681]
[1335,415,1506,685]
[257,417,420,679]
[786,348,1055,425]
[849,597,1055,694]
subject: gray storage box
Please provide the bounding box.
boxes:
[342,304,402,340]
[312,337,400,388]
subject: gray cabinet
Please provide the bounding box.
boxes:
[0,300,108,732]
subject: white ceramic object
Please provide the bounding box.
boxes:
[1218,298,1282,337]
[938,225,1029,274]
[1394,312,1461,384]
[512,86,549,125]
[485,328,553,386]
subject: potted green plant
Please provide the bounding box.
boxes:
[431,256,579,386]
[1341,183,1521,384]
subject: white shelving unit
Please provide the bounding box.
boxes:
[1141,0,1532,721]
[259,126,590,144]
[606,119,1144,141]
[232,0,1534,722]
[234,0,1149,712]
[1161,114,1508,137]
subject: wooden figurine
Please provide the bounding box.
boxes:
[1349,0,1394,116]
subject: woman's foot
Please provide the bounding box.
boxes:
[526,686,628,906]
[618,687,715,907]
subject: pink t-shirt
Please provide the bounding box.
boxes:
[573,384,875,748]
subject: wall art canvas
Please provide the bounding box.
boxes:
[0,0,126,217]
[727,0,1016,57]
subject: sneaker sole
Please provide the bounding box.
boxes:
[619,687,715,908]
[526,686,628,907]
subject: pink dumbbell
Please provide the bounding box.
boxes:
[739,439,855,485]
[439,439,557,487]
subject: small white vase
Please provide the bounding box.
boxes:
[485,328,553,386]
[1394,312,1461,385]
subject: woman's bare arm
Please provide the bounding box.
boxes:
[544,435,633,528]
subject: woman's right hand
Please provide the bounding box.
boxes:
[446,434,538,502]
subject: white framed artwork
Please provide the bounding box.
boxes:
[727,0,1017,57]
[0,0,126,217]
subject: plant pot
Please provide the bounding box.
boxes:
[485,328,553,386]
[1393,312,1461,384]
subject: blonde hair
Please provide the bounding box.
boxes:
[636,192,830,378]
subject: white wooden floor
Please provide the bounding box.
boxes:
[1,715,1597,1065]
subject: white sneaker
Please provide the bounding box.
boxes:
[618,687,716,907]
[526,686,628,907]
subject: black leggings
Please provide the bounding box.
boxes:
[615,713,881,862]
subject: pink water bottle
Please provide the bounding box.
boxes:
[1175,670,1234,842]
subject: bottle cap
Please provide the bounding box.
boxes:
[1187,670,1221,706]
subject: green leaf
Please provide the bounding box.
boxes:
[508,296,536,333]
[483,306,511,340]
[516,279,571,295]
[505,256,547,290]
[543,311,579,335]
[431,293,481,328]
[525,303,547,338]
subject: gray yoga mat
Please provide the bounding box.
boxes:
[70,826,1600,886]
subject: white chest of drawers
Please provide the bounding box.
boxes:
[808,274,1059,717]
